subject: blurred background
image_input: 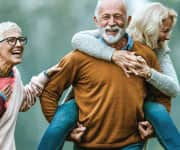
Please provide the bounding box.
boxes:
[0,0,179,149]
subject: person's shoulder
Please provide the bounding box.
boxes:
[133,41,157,58]
[133,41,159,67]
[133,41,153,53]
[65,49,90,58]
[61,49,91,64]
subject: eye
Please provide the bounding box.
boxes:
[6,37,16,44]
[114,14,124,20]
[19,37,26,42]
[161,29,170,34]
[102,15,110,20]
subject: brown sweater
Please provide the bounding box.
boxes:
[40,41,169,149]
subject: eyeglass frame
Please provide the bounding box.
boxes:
[0,36,27,47]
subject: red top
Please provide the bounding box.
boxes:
[0,71,15,108]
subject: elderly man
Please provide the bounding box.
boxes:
[40,0,168,149]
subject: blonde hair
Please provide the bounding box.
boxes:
[0,21,22,41]
[127,2,177,51]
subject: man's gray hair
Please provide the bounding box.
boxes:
[94,0,101,18]
[94,0,128,19]
[0,21,22,41]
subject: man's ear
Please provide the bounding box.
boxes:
[127,16,132,26]
[94,16,99,27]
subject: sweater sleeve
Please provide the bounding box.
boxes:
[143,48,171,111]
[71,29,115,61]
[147,53,180,97]
[40,52,79,122]
[19,72,49,112]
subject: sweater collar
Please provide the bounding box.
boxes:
[121,33,134,51]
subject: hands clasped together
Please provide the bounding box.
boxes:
[112,50,152,79]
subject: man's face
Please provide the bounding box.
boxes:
[0,29,24,65]
[94,0,127,44]
[158,17,173,42]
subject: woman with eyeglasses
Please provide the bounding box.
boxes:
[0,21,60,150]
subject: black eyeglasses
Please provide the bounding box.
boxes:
[0,36,27,47]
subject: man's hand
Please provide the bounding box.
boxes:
[138,121,154,140]
[69,122,86,143]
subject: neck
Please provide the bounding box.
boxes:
[109,36,128,50]
[0,56,13,77]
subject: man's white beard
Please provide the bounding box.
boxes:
[100,25,126,44]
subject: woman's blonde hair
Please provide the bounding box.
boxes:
[127,2,177,51]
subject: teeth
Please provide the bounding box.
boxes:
[13,51,21,53]
[106,29,118,32]
[12,52,21,55]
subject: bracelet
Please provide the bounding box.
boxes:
[146,68,152,79]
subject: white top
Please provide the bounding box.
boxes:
[0,67,49,150]
[71,29,180,97]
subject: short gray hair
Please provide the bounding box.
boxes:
[94,0,101,18]
[94,0,128,19]
[0,21,22,41]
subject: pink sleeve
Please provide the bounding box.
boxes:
[19,72,49,112]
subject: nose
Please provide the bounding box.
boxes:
[165,34,170,40]
[16,39,22,47]
[108,16,115,26]
[164,33,170,41]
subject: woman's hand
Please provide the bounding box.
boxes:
[0,98,5,117]
[46,64,62,77]
[0,85,12,117]
[112,50,138,77]
[129,56,152,79]
[0,84,12,100]
[111,51,151,79]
